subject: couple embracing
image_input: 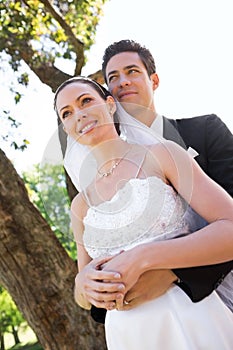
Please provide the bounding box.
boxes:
[54,40,233,349]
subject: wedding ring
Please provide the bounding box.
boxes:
[123,300,130,305]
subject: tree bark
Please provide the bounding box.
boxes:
[0,149,106,350]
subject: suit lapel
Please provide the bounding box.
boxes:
[163,117,187,150]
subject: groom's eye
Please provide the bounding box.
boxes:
[128,68,139,74]
[108,75,117,83]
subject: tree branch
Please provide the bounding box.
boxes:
[4,32,70,91]
[39,0,85,74]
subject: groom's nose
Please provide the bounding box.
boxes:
[119,74,131,87]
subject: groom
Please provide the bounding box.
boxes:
[69,40,233,321]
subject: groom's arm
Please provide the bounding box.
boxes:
[173,114,233,301]
[89,262,233,323]
[173,261,233,301]
[90,115,233,322]
[90,263,232,324]
[91,306,106,324]
[90,269,177,323]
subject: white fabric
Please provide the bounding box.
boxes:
[83,176,233,349]
[150,112,163,135]
[63,103,165,192]
[116,103,165,146]
[64,136,97,191]
[64,105,199,191]
[83,177,189,258]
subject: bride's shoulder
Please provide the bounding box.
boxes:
[148,140,187,158]
[146,141,191,174]
[71,192,89,221]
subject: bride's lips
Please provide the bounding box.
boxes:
[78,120,97,134]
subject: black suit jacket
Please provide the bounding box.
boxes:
[164,114,233,300]
[91,113,233,323]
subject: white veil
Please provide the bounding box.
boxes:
[64,102,164,192]
[63,136,96,192]
[216,271,233,312]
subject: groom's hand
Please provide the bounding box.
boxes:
[117,269,177,310]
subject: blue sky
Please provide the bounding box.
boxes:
[1,0,232,173]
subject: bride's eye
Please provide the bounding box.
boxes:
[81,97,93,106]
[62,110,71,119]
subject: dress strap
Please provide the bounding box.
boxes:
[82,188,92,208]
[135,150,149,179]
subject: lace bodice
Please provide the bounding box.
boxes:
[83,176,193,258]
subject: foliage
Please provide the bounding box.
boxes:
[0,0,107,89]
[22,163,76,260]
[10,342,43,350]
[1,109,29,152]
[0,3,108,347]
[0,288,26,346]
[1,52,30,152]
[0,0,107,156]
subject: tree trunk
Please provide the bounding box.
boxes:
[0,149,106,350]
[0,334,5,350]
[11,326,20,345]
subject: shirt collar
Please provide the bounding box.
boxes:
[150,114,163,136]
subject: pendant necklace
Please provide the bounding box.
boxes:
[97,146,132,178]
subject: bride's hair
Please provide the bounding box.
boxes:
[53,76,112,117]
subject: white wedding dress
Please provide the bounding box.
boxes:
[83,176,233,349]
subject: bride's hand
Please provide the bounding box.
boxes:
[75,256,125,310]
[101,249,142,294]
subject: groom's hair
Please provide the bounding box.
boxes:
[102,39,156,83]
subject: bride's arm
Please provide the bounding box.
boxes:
[70,195,92,309]
[74,245,92,310]
[102,141,233,289]
[147,141,233,268]
[71,194,125,310]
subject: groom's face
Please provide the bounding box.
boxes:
[105,51,159,126]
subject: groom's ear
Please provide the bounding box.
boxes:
[151,73,159,91]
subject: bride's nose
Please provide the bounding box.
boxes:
[75,113,87,122]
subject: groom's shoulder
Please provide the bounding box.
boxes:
[166,113,220,127]
[165,114,225,148]
[166,114,225,140]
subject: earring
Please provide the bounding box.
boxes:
[63,125,66,132]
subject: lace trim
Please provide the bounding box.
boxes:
[83,177,189,258]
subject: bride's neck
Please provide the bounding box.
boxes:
[91,138,130,167]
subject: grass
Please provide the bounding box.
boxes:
[9,341,43,350]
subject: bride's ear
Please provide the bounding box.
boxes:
[106,96,117,116]
[62,124,68,134]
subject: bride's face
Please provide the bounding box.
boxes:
[56,82,117,146]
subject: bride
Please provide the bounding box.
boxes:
[54,76,233,349]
